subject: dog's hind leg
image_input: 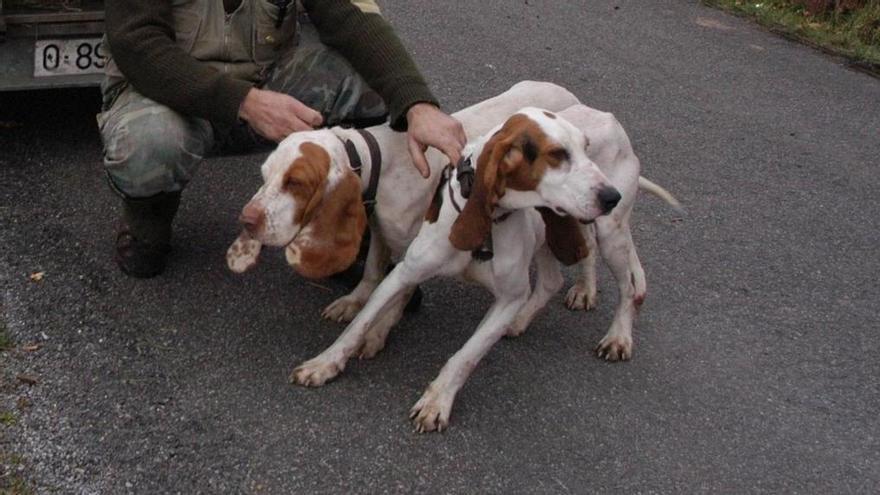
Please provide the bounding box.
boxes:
[628,235,647,308]
[565,223,599,311]
[594,218,642,362]
[506,245,564,338]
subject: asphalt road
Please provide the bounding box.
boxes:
[2,0,879,493]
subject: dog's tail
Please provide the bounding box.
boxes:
[638,176,684,214]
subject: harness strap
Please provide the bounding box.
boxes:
[343,129,382,217]
[446,165,463,214]
[445,159,512,262]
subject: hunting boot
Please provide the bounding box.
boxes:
[115,192,181,278]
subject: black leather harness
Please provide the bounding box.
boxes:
[445,157,512,262]
[342,129,382,218]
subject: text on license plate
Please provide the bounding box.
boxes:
[34,38,106,77]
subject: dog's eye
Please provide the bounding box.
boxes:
[284,177,304,190]
[548,148,570,163]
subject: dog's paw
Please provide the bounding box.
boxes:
[565,283,598,311]
[289,358,344,387]
[409,386,453,433]
[321,295,364,323]
[226,233,262,274]
[595,333,632,362]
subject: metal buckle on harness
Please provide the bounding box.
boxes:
[456,155,475,199]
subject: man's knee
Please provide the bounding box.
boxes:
[101,105,212,198]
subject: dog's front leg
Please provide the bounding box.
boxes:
[291,263,427,387]
[506,245,564,338]
[322,225,391,322]
[565,223,600,311]
[410,280,530,433]
[356,286,415,359]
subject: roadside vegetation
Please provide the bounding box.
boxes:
[1,319,32,493]
[0,320,11,353]
[704,0,880,69]
[0,452,34,495]
[1,413,34,495]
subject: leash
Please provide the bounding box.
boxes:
[342,129,382,217]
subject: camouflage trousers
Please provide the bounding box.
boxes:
[97,21,387,199]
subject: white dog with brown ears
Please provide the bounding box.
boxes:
[226,82,582,312]
[289,106,680,432]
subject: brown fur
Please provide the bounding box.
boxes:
[536,207,589,266]
[449,115,564,251]
[285,143,367,279]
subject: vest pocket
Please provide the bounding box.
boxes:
[253,0,297,66]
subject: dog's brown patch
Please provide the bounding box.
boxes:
[285,142,332,227]
[284,142,367,279]
[537,207,589,266]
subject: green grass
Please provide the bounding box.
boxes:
[1,439,34,495]
[0,411,16,427]
[0,320,11,352]
[0,317,32,495]
[704,0,880,68]
[0,476,35,495]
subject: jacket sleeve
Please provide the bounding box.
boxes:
[301,0,440,131]
[105,0,253,126]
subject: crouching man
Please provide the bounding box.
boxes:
[98,0,465,277]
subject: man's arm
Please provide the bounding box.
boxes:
[302,0,438,131]
[105,0,253,127]
[303,0,466,176]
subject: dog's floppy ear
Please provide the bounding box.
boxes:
[285,149,367,279]
[448,131,521,251]
[536,207,589,266]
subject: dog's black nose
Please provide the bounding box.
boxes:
[598,187,621,214]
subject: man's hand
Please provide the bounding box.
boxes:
[406,103,467,179]
[239,88,324,143]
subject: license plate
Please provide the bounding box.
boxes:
[34,38,106,77]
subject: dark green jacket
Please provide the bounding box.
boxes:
[105,0,438,130]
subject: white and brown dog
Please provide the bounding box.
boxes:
[226,81,581,303]
[288,106,680,432]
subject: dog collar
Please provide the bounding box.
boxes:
[448,157,512,224]
[444,159,512,263]
[342,129,382,217]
